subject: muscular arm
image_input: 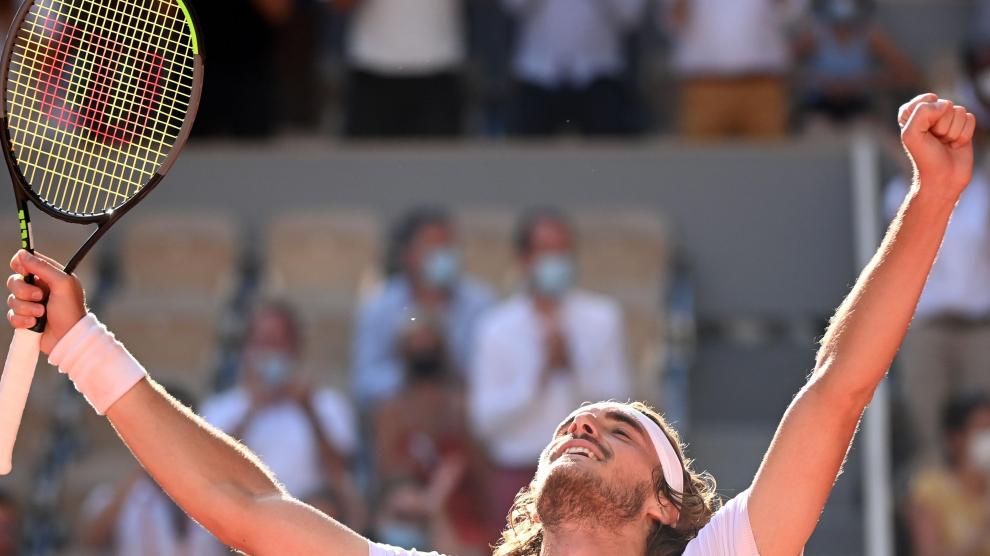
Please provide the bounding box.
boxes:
[5,253,370,556]
[747,94,977,556]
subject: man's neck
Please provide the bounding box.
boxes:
[539,522,647,556]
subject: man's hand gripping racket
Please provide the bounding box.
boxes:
[0,0,204,474]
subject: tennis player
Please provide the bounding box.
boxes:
[4,93,976,556]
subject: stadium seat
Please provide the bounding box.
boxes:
[573,208,671,309]
[457,207,518,293]
[119,212,241,299]
[262,208,382,298]
[293,298,355,391]
[101,294,219,400]
[623,305,666,407]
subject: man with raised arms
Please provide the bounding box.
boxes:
[4,93,976,555]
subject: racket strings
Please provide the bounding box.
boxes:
[5,0,196,216]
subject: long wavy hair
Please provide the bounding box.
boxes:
[492,402,720,556]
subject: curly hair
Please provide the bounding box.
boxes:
[492,402,720,556]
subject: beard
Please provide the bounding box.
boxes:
[534,461,651,532]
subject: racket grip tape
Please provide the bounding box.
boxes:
[0,328,41,475]
[22,274,47,334]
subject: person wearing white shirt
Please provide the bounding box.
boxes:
[5,94,978,556]
[501,0,647,135]
[886,164,990,465]
[188,301,360,555]
[468,207,632,523]
[667,0,807,138]
[335,0,466,137]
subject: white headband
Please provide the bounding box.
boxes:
[628,409,684,495]
[562,403,684,495]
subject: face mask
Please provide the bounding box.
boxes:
[253,351,295,389]
[420,248,460,290]
[969,430,990,474]
[532,254,575,298]
[406,349,446,381]
[377,520,428,550]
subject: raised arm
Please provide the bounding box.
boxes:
[746,94,977,556]
[5,252,369,556]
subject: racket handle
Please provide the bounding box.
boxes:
[22,274,46,334]
[0,328,41,475]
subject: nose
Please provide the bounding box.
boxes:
[567,411,601,439]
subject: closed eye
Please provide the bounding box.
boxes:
[614,428,630,440]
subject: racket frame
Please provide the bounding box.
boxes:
[0,0,205,274]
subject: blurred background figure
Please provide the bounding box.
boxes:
[908,392,990,556]
[372,319,489,555]
[468,207,632,530]
[0,491,18,556]
[501,0,647,136]
[334,0,466,138]
[79,388,198,556]
[794,0,917,132]
[352,207,495,410]
[193,0,292,138]
[666,0,806,139]
[275,0,328,133]
[957,38,990,137]
[886,158,990,468]
[80,469,190,556]
[189,301,360,555]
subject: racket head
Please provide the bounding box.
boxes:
[0,0,204,226]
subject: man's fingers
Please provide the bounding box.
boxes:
[7,295,43,318]
[16,251,68,292]
[952,113,978,149]
[5,275,43,302]
[903,99,954,138]
[898,93,939,128]
[930,100,957,137]
[943,106,969,143]
[6,309,35,329]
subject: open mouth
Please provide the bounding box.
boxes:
[560,445,601,462]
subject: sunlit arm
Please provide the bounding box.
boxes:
[746,95,975,556]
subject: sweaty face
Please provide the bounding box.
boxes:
[533,403,663,530]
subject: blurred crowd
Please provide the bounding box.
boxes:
[190,0,937,141]
[1,0,990,555]
[8,206,647,556]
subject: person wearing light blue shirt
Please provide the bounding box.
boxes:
[351,207,495,409]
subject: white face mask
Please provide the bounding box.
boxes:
[968,430,990,474]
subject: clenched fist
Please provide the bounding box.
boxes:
[899,93,977,201]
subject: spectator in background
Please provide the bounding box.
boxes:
[80,388,198,556]
[666,0,806,139]
[468,207,632,530]
[81,469,191,555]
[886,162,990,467]
[0,491,18,556]
[372,319,488,555]
[189,301,361,555]
[352,207,495,409]
[909,393,990,556]
[794,0,917,131]
[501,0,647,136]
[957,39,990,137]
[335,0,466,137]
[193,0,291,138]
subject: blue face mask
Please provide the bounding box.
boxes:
[421,248,460,290]
[255,351,295,389]
[532,254,575,298]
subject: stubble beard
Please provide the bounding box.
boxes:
[534,462,651,533]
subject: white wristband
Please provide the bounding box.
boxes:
[48,314,147,415]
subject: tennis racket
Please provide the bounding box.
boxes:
[0,0,204,474]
